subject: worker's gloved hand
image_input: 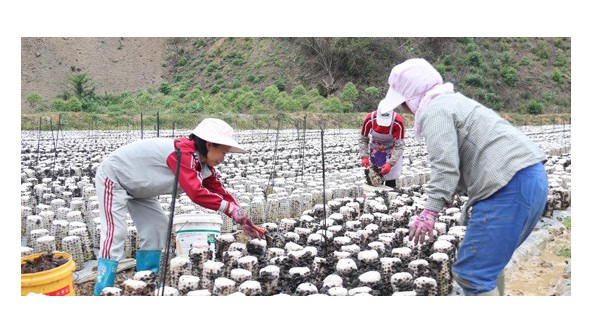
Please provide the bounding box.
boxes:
[408,209,439,245]
[378,162,392,175]
[228,203,265,240]
[361,157,370,168]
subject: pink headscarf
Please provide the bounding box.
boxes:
[379,58,454,141]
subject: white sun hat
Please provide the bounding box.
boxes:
[191,118,249,153]
[376,99,395,127]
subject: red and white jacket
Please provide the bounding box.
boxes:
[166,137,238,215]
[359,111,406,164]
[102,137,237,216]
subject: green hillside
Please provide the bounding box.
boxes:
[22,37,571,130]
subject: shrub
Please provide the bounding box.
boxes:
[274,79,286,92]
[209,84,220,94]
[307,104,320,113]
[203,95,225,113]
[178,56,188,66]
[323,97,348,113]
[484,93,502,111]
[551,69,563,84]
[467,51,482,67]
[224,88,258,112]
[554,38,569,51]
[207,63,220,74]
[297,95,312,109]
[500,51,514,65]
[364,86,380,95]
[26,93,44,108]
[262,85,280,103]
[107,104,123,115]
[51,97,83,112]
[274,95,301,112]
[65,96,84,112]
[464,73,484,87]
[121,97,137,110]
[161,95,177,109]
[291,84,306,97]
[341,82,359,102]
[316,83,328,97]
[137,91,155,106]
[473,88,487,101]
[465,42,478,52]
[434,63,447,75]
[554,53,568,67]
[184,88,203,102]
[502,66,518,87]
[223,52,244,63]
[194,39,207,48]
[191,98,204,113]
[534,44,550,61]
[158,82,172,95]
[249,102,268,114]
[233,58,247,66]
[526,99,544,115]
[543,92,555,104]
[308,88,321,97]
[247,74,256,82]
[166,82,188,98]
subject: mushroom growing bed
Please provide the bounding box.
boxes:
[20,124,571,296]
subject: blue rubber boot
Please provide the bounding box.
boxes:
[136,250,161,274]
[93,258,118,296]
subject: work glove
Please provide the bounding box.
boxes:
[228,202,265,240]
[378,162,392,175]
[361,157,370,168]
[408,209,439,245]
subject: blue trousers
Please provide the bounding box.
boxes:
[452,162,548,295]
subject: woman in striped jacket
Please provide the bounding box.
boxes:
[379,58,548,296]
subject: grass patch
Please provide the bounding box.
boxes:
[554,245,571,258]
[563,216,571,229]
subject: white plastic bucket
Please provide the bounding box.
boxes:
[173,213,223,258]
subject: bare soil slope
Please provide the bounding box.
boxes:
[21,37,170,113]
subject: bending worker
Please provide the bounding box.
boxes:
[380,58,548,296]
[359,101,406,188]
[93,118,264,295]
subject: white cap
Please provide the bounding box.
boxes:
[376,99,394,127]
[191,118,248,153]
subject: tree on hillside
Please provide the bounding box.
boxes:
[299,38,340,97]
[299,37,414,96]
[65,73,96,99]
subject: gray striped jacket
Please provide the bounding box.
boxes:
[418,92,545,224]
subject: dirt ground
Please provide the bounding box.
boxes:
[21,37,169,114]
[505,228,571,296]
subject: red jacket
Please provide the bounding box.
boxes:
[166,138,238,215]
[360,111,405,139]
